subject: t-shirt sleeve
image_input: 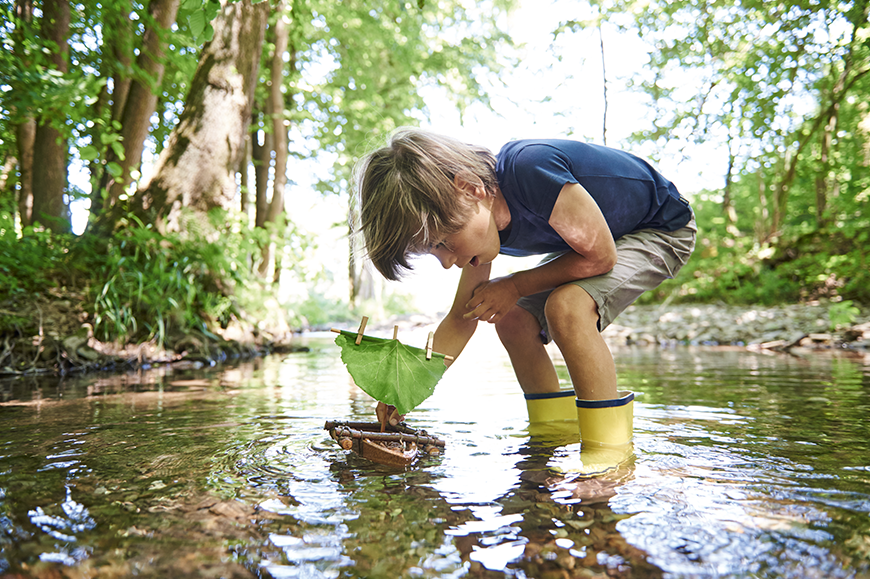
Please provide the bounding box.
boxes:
[510,144,579,219]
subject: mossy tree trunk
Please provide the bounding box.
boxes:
[125,0,269,234]
[257,0,294,280]
[11,0,35,228]
[90,0,180,224]
[29,0,70,233]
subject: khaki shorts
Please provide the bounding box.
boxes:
[516,216,697,343]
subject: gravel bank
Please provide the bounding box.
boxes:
[602,302,870,351]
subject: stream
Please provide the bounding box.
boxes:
[1,325,869,578]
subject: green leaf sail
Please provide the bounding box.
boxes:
[335,330,448,416]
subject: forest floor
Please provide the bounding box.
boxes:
[2,291,869,378]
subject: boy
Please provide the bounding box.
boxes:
[354,128,695,450]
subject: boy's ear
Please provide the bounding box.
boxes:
[453,174,486,200]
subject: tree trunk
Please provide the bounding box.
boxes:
[598,16,608,146]
[92,0,180,224]
[258,0,291,278]
[30,0,70,233]
[814,113,835,228]
[109,0,134,125]
[0,155,16,197]
[15,121,35,228]
[755,168,769,242]
[265,5,289,226]
[252,107,273,230]
[814,54,852,229]
[126,0,269,233]
[240,131,251,215]
[85,0,133,203]
[250,109,270,275]
[723,144,740,237]
[770,154,789,240]
[11,0,35,228]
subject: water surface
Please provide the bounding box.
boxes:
[2,325,869,578]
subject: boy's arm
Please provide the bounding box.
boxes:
[518,181,617,291]
[465,182,616,322]
[377,262,490,426]
[434,260,492,364]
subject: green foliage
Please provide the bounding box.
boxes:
[0,207,283,348]
[0,0,207,207]
[71,215,265,346]
[3,0,518,330]
[2,64,104,133]
[260,0,516,194]
[0,213,72,299]
[335,329,448,415]
[828,300,860,331]
[180,0,221,43]
[293,294,356,328]
[9,0,867,337]
[576,0,869,302]
[638,191,870,306]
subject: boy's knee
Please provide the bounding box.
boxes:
[545,285,599,335]
[495,306,538,345]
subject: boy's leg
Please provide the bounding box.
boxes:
[514,218,697,398]
[495,305,560,394]
[545,284,618,401]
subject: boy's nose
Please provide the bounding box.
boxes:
[432,247,455,269]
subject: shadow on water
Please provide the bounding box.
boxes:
[1,325,869,578]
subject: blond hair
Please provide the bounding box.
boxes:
[353,127,497,280]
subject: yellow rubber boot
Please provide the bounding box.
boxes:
[525,390,578,423]
[550,391,635,478]
[524,390,580,443]
[575,390,634,446]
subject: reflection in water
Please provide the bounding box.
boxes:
[0,326,868,577]
[27,486,96,565]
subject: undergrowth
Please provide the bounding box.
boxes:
[637,196,869,310]
[1,211,274,346]
[640,227,869,308]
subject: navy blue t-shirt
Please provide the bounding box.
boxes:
[496,139,692,257]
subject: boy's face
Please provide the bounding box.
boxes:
[428,194,500,270]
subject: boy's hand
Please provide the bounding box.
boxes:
[463,275,521,323]
[376,401,404,426]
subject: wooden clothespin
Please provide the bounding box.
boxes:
[423,331,455,362]
[355,316,368,345]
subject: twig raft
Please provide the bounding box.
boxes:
[324,420,445,467]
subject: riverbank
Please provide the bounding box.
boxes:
[0,292,303,377]
[1,297,868,378]
[602,301,870,351]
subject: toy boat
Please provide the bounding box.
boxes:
[324,420,445,467]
